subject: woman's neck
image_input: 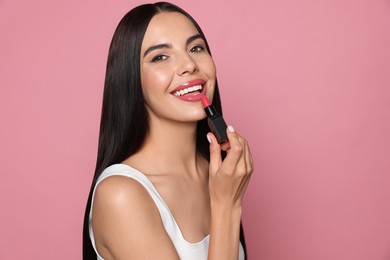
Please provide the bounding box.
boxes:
[124,118,206,177]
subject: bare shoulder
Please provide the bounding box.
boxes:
[92,175,160,242]
[94,175,154,212]
[92,175,179,259]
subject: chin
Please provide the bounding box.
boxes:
[180,113,207,123]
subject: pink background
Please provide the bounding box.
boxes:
[1,0,390,259]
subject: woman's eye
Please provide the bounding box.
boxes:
[151,55,168,62]
[190,45,205,53]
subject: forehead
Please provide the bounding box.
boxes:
[142,12,200,47]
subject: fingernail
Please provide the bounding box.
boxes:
[228,125,235,133]
[206,134,212,143]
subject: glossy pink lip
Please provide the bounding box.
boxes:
[171,79,207,102]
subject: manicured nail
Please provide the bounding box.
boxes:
[228,125,235,133]
[206,134,212,143]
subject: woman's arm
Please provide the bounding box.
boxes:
[91,126,252,260]
[207,126,253,260]
[92,176,180,260]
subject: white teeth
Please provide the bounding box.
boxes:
[173,84,203,96]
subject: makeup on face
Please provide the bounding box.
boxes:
[201,95,228,144]
[170,79,206,102]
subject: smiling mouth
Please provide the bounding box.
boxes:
[172,84,203,96]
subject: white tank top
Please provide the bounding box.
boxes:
[89,164,245,260]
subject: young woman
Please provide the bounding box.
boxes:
[82,2,253,259]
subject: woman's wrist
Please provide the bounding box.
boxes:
[210,203,242,226]
[208,204,241,260]
[211,199,242,215]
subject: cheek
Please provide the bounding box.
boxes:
[204,59,217,100]
[202,58,216,79]
[141,66,172,93]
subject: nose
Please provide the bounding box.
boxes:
[177,52,198,76]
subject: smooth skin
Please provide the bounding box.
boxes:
[92,12,253,260]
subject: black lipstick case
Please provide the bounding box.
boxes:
[204,105,228,144]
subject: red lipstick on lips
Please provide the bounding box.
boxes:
[201,95,228,144]
[171,79,206,102]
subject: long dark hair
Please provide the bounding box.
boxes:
[82,2,246,259]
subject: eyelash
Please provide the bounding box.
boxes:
[190,45,206,53]
[151,55,168,63]
[150,45,206,63]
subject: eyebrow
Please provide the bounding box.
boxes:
[143,34,203,57]
[143,43,172,57]
[186,34,202,46]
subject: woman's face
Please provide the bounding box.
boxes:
[140,11,216,124]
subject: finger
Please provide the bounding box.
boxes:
[220,141,231,151]
[235,135,248,175]
[243,139,253,174]
[245,142,253,173]
[223,126,244,169]
[207,132,222,175]
[233,140,251,200]
[241,140,253,193]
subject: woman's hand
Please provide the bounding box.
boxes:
[207,125,253,210]
[207,126,253,259]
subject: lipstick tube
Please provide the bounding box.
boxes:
[201,96,228,144]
